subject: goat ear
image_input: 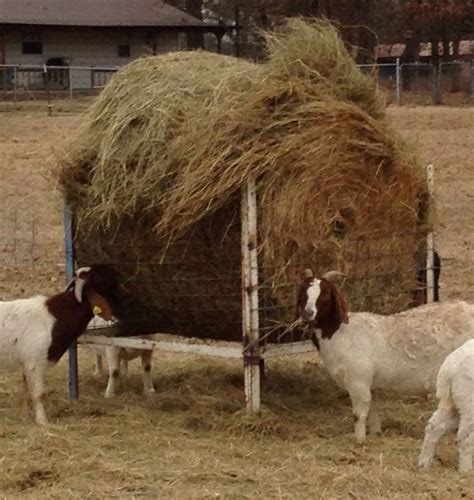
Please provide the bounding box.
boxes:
[332,284,349,324]
[74,267,91,303]
[322,270,346,281]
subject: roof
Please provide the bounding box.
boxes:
[377,40,474,59]
[0,0,214,28]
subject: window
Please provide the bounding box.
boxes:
[118,45,131,57]
[22,33,43,54]
[22,41,43,54]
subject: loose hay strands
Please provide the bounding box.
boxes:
[0,354,468,498]
[57,19,430,340]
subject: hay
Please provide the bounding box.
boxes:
[0,353,469,498]
[58,19,430,340]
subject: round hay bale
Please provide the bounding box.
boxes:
[58,19,430,341]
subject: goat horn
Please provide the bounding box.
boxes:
[73,267,91,303]
[304,268,314,278]
[64,277,75,292]
[322,270,346,281]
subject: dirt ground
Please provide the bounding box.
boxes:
[0,102,473,498]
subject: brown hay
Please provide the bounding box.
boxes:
[57,19,430,340]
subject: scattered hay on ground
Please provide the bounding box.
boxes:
[0,352,471,498]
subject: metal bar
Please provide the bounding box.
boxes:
[241,176,261,413]
[426,164,435,303]
[395,57,401,105]
[79,334,243,359]
[64,203,79,400]
[263,340,316,358]
[0,64,119,71]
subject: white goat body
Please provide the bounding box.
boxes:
[1,297,55,425]
[314,300,474,440]
[320,302,474,393]
[418,338,474,471]
[0,296,55,375]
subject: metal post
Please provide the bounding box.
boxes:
[432,65,442,105]
[234,5,241,58]
[395,58,401,105]
[64,203,79,399]
[241,176,261,413]
[68,66,73,100]
[13,65,17,106]
[471,60,474,97]
[43,64,52,116]
[426,164,435,303]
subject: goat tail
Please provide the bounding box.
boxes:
[436,365,453,410]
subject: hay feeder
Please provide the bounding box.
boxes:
[58,19,437,412]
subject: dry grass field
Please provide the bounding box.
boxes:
[0,101,473,499]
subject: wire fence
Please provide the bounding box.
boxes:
[0,60,472,107]
[0,199,65,300]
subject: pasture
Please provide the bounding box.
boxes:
[0,103,473,498]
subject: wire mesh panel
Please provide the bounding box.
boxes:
[257,231,434,349]
[359,63,398,104]
[400,63,435,105]
[0,202,37,269]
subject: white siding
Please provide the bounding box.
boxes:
[4,27,179,89]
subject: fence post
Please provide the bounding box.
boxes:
[64,203,79,399]
[241,176,261,413]
[432,65,442,105]
[68,66,73,100]
[395,57,401,105]
[13,65,17,106]
[471,60,474,97]
[426,164,435,303]
[43,64,52,116]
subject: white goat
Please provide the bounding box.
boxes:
[298,270,474,441]
[418,339,474,471]
[0,265,118,425]
[92,345,155,398]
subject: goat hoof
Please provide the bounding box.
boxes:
[418,459,431,469]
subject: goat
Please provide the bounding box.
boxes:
[418,339,473,472]
[0,265,119,425]
[297,270,474,441]
[91,343,155,398]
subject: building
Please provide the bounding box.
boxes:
[0,0,226,90]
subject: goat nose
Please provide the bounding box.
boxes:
[303,307,316,321]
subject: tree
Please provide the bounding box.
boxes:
[401,0,474,64]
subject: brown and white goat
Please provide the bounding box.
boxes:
[0,265,119,425]
[297,270,474,441]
